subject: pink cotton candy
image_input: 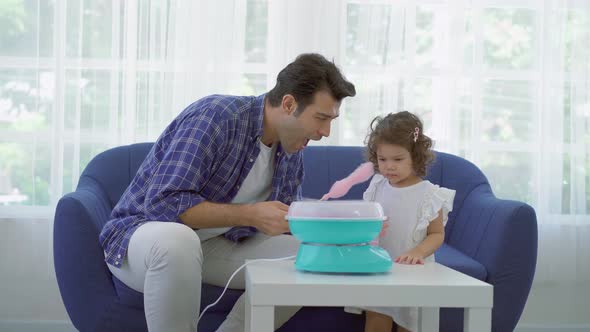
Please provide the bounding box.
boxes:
[320,162,375,200]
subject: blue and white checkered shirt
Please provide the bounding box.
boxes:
[100,94,304,268]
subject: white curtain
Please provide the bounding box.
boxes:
[0,0,589,328]
[534,0,590,283]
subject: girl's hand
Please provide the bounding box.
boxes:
[395,249,425,265]
[379,218,389,237]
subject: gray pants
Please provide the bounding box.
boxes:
[106,221,301,332]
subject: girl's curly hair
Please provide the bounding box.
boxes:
[365,111,435,177]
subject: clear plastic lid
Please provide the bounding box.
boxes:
[287,200,385,221]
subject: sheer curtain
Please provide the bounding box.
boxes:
[0,0,589,328]
[334,1,590,326]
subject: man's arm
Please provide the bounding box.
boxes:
[180,200,290,236]
[180,201,249,228]
[180,150,305,234]
[142,109,226,224]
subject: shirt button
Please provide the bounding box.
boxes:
[117,254,121,259]
[115,261,119,265]
[249,158,254,162]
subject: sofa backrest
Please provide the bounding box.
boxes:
[78,143,154,209]
[425,151,495,246]
[72,143,152,232]
[301,146,369,200]
[78,143,493,242]
[301,146,493,242]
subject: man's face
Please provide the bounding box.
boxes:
[278,90,340,154]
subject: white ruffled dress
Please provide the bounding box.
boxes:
[360,174,455,331]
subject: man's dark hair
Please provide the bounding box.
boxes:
[266,53,356,114]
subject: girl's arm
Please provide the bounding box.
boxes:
[396,210,445,264]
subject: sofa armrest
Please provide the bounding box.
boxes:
[53,191,118,331]
[435,243,487,281]
[448,186,537,331]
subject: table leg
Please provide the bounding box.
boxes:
[417,307,439,332]
[245,295,274,332]
[464,307,491,332]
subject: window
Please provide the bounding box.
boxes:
[0,0,269,213]
[339,1,589,219]
[0,0,589,222]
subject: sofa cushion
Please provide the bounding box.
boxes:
[112,276,144,309]
[435,243,487,280]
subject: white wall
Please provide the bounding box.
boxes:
[0,218,75,331]
[516,281,590,331]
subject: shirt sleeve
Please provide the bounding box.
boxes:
[413,184,456,242]
[363,174,385,201]
[143,110,227,224]
[280,153,304,204]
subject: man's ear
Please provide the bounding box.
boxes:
[281,94,298,115]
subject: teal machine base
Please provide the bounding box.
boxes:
[295,243,392,273]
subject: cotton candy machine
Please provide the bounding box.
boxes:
[287,200,392,273]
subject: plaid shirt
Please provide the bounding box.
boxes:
[99,94,304,268]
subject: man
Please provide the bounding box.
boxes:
[100,53,356,332]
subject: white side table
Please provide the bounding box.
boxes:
[245,260,492,332]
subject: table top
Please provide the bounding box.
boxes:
[245,260,493,308]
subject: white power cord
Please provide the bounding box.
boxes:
[196,255,297,329]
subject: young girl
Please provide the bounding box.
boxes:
[362,111,455,332]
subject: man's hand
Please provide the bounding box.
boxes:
[245,201,290,236]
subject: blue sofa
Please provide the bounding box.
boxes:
[54,143,537,332]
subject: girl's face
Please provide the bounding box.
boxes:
[376,143,421,187]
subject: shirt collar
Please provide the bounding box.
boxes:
[250,94,266,143]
